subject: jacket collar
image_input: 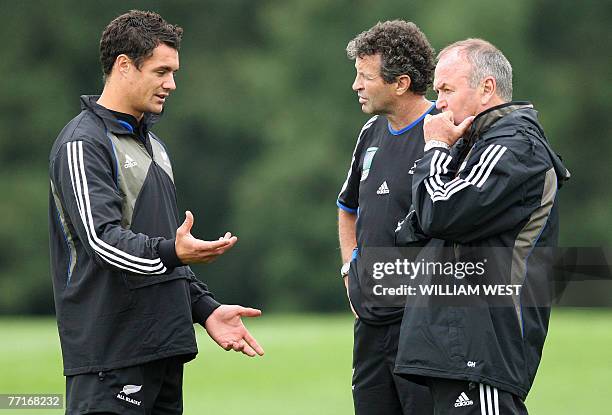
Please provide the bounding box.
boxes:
[468,101,533,140]
[453,101,534,168]
[79,95,161,136]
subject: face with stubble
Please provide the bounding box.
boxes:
[123,43,179,117]
[351,53,397,115]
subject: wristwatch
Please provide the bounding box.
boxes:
[340,262,351,278]
[424,139,450,152]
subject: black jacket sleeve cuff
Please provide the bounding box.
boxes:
[192,295,222,325]
[158,238,184,270]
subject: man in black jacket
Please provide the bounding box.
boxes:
[49,10,263,415]
[394,39,570,414]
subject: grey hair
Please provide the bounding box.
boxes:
[438,38,513,102]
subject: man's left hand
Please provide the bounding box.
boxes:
[424,111,474,146]
[205,305,265,357]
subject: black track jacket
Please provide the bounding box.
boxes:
[49,96,220,376]
[394,102,570,399]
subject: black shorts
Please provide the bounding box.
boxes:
[65,356,185,415]
[423,377,528,415]
[352,319,433,415]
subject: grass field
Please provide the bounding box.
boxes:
[0,310,610,414]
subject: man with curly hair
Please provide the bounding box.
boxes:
[337,20,437,414]
[49,10,263,414]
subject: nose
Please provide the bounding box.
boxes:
[163,74,176,91]
[352,75,362,92]
[436,98,446,111]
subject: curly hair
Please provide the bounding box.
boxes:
[100,10,183,81]
[346,20,435,95]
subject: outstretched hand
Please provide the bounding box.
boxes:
[423,111,474,146]
[175,211,238,264]
[205,305,265,357]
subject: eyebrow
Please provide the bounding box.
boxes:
[433,82,447,92]
[154,66,179,72]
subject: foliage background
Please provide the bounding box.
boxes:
[0,0,610,313]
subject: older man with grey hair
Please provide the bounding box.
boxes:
[393,38,570,415]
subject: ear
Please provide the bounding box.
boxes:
[395,74,412,95]
[480,76,496,105]
[114,54,132,78]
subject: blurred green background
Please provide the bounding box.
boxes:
[1,0,610,315]
[0,310,611,414]
[0,0,610,413]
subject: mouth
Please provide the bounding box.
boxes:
[155,93,169,102]
[358,96,367,104]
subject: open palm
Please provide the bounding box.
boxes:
[205,304,264,357]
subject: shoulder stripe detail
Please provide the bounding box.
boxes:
[424,145,507,202]
[67,141,166,274]
[338,115,378,198]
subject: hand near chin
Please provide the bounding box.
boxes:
[424,111,474,146]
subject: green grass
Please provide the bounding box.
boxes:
[0,310,610,414]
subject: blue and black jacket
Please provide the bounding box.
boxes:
[49,95,220,375]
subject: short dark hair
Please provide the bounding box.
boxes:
[100,10,183,81]
[346,20,435,95]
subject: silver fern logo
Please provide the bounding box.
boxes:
[117,384,143,406]
[121,385,142,395]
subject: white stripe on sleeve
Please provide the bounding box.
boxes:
[423,144,508,202]
[67,141,166,274]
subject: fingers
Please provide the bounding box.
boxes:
[228,340,259,357]
[184,210,194,230]
[443,110,455,124]
[199,238,232,250]
[218,232,232,241]
[243,330,265,356]
[241,344,258,357]
[231,339,246,353]
[456,115,475,135]
[237,307,262,318]
[177,210,194,237]
[458,115,475,129]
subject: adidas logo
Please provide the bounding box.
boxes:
[454,392,474,407]
[124,154,138,169]
[376,181,389,195]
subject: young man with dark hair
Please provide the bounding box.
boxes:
[337,20,437,415]
[394,38,570,415]
[49,10,263,414]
